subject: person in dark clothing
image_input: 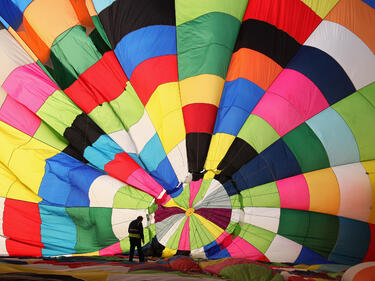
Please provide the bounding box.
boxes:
[128,216,144,262]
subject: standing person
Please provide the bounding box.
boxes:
[128,216,144,262]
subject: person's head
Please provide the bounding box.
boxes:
[137,216,143,222]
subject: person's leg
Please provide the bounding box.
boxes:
[136,239,144,262]
[129,238,135,262]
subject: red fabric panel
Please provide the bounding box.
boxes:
[104,152,140,182]
[182,103,218,134]
[3,199,42,256]
[363,223,375,261]
[130,55,178,105]
[243,0,321,44]
[65,51,128,113]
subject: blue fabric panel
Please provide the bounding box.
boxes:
[39,153,102,207]
[11,0,33,12]
[306,107,360,167]
[92,0,115,14]
[295,246,332,265]
[114,25,176,78]
[210,248,231,259]
[0,16,10,29]
[223,181,238,196]
[40,205,77,256]
[204,241,220,257]
[150,155,179,193]
[329,218,371,265]
[0,0,23,29]
[233,139,301,191]
[140,133,167,172]
[363,0,375,8]
[83,135,123,170]
[214,78,265,135]
[128,152,146,169]
[286,46,356,105]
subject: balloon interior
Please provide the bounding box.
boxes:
[0,0,374,266]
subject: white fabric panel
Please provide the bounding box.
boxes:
[231,209,242,224]
[0,197,5,236]
[128,111,156,153]
[158,215,185,246]
[305,21,375,89]
[333,162,372,222]
[167,139,188,184]
[111,208,148,240]
[195,179,223,207]
[89,175,124,207]
[0,88,6,106]
[0,236,8,256]
[191,247,207,259]
[108,130,137,154]
[243,207,280,233]
[265,235,302,263]
[0,30,33,85]
[342,261,375,281]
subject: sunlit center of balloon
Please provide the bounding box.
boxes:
[185,208,195,217]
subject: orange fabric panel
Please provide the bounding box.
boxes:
[226,48,282,91]
[70,0,94,27]
[354,266,375,281]
[85,0,98,17]
[23,0,80,49]
[304,168,340,216]
[17,19,50,63]
[8,27,38,62]
[326,0,375,53]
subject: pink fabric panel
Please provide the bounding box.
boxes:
[189,179,202,207]
[216,231,231,245]
[99,242,122,256]
[178,217,190,251]
[277,174,309,210]
[126,169,164,199]
[252,69,329,136]
[2,63,59,113]
[0,96,40,136]
[226,237,265,259]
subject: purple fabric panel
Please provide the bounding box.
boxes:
[195,208,231,230]
[154,206,185,223]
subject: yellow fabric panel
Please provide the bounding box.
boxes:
[304,168,340,216]
[204,133,235,177]
[194,213,223,240]
[145,82,185,153]
[8,27,38,62]
[162,248,177,258]
[362,160,375,224]
[163,198,184,210]
[325,0,375,53]
[72,251,99,256]
[180,74,224,107]
[24,0,80,48]
[300,0,340,18]
[0,162,41,203]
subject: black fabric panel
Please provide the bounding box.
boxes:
[62,145,88,163]
[233,19,301,68]
[99,0,175,48]
[214,137,258,184]
[175,250,191,256]
[186,133,212,180]
[63,113,104,159]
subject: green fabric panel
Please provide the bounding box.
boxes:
[120,237,130,253]
[241,182,280,208]
[225,221,238,235]
[36,90,81,135]
[219,264,283,281]
[34,121,68,151]
[175,0,247,26]
[230,194,242,209]
[88,102,125,134]
[177,13,240,81]
[361,82,375,106]
[92,16,112,48]
[278,209,339,258]
[89,24,111,54]
[144,225,155,246]
[332,89,375,161]
[173,185,190,209]
[113,185,154,209]
[110,84,144,130]
[37,61,58,84]
[166,217,187,249]
[66,207,118,253]
[189,214,215,249]
[283,123,330,173]
[49,26,102,89]
[238,115,280,153]
[239,223,275,253]
[192,179,211,207]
